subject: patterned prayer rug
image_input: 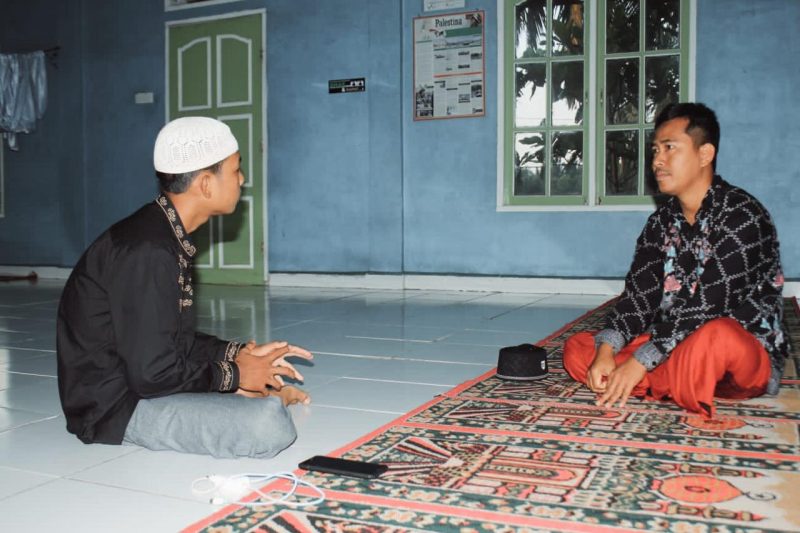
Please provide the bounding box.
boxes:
[185,298,800,533]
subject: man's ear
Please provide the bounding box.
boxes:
[699,143,715,168]
[196,171,213,199]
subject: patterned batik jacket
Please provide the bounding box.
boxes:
[56,194,243,444]
[595,175,789,395]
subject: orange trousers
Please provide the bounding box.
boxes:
[563,318,771,417]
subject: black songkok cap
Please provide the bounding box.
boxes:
[496,343,548,381]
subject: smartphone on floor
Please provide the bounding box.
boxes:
[299,455,388,479]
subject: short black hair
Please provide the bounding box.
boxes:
[156,160,224,193]
[654,102,720,170]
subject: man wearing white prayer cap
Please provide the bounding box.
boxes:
[56,117,311,458]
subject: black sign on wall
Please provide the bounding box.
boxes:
[329,78,366,94]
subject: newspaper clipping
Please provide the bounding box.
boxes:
[413,11,485,120]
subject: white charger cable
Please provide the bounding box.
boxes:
[191,472,325,507]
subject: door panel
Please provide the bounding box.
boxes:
[178,38,211,111]
[168,13,265,285]
[217,35,252,107]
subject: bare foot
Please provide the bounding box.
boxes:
[269,385,311,406]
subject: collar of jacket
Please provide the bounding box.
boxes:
[155,193,197,258]
[664,174,726,226]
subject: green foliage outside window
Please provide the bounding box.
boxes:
[504,0,691,207]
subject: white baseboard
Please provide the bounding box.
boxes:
[786,282,800,299]
[268,273,405,290]
[269,273,624,295]
[268,273,800,297]
[3,266,798,298]
[404,274,625,295]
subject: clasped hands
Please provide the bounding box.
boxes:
[587,344,646,409]
[235,340,313,402]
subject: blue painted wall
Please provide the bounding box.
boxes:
[0,0,797,279]
[695,0,800,279]
[0,0,86,266]
[265,0,403,272]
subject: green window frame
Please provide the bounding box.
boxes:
[504,0,590,206]
[0,144,4,218]
[503,0,692,208]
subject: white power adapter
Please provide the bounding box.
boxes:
[191,472,325,507]
[192,475,252,504]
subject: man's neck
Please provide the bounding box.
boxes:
[678,173,714,225]
[165,192,209,234]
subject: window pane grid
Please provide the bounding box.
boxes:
[637,122,646,194]
[509,0,587,204]
[544,58,552,196]
[643,128,656,195]
[599,0,683,203]
[605,49,679,59]
[504,0,688,207]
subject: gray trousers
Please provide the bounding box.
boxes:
[123,393,297,459]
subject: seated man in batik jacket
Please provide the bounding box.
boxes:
[564,103,790,417]
[57,117,311,457]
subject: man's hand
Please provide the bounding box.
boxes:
[269,385,311,406]
[235,340,313,394]
[235,385,311,406]
[596,357,647,409]
[587,344,616,393]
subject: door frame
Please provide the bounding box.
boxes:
[164,8,269,282]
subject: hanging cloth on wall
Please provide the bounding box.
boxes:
[0,51,48,151]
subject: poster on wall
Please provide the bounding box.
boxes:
[413,10,485,121]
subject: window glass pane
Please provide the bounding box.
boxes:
[552,131,583,195]
[516,0,547,58]
[515,133,546,196]
[552,61,584,125]
[553,0,584,56]
[606,58,639,125]
[606,130,639,195]
[646,0,680,50]
[606,0,640,53]
[515,63,547,127]
[645,55,679,123]
[643,128,657,195]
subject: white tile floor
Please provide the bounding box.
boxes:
[0,279,610,532]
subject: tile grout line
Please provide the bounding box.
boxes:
[1,371,57,378]
[344,335,435,344]
[312,351,494,366]
[0,476,61,503]
[0,414,60,435]
[0,346,56,353]
[341,376,455,388]
[309,404,403,415]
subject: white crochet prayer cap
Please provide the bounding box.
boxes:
[153,117,239,174]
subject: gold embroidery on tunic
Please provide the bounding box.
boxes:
[156,194,197,257]
[224,342,241,362]
[216,361,233,391]
[177,255,194,310]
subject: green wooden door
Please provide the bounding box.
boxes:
[167,12,265,285]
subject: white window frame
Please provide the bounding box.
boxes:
[496,0,696,212]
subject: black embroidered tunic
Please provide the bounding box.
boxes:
[57,194,242,444]
[595,176,789,395]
